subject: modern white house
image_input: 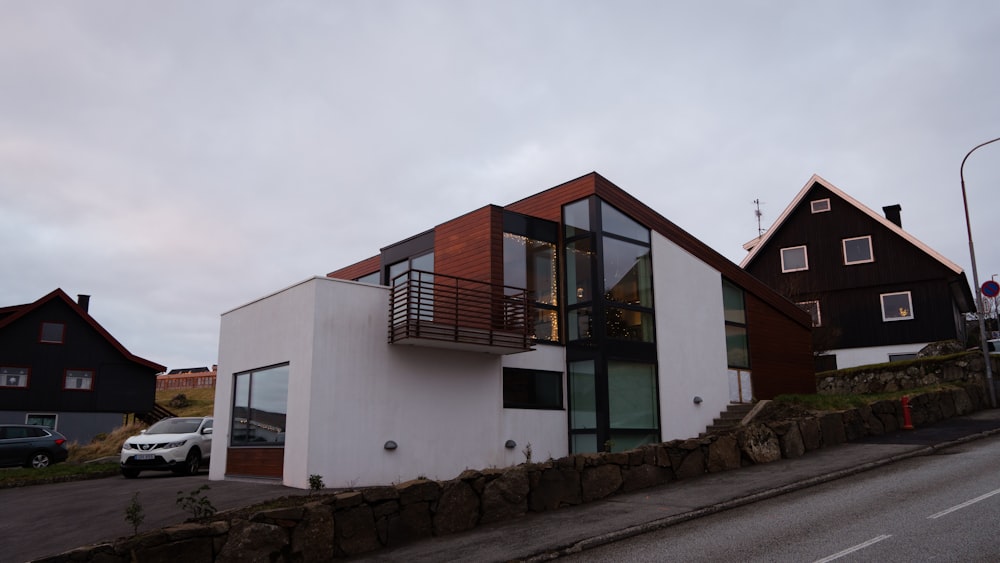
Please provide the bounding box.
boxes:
[211,173,814,489]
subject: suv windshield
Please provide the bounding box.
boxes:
[147,418,203,435]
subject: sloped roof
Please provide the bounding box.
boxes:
[0,288,166,372]
[739,174,964,276]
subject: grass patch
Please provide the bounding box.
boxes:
[68,421,147,463]
[156,387,215,418]
[0,462,119,489]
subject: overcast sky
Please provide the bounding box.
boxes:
[3,2,999,371]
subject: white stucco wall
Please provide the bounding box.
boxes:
[214,277,571,489]
[500,345,568,464]
[651,232,732,441]
[832,343,929,369]
[212,278,322,483]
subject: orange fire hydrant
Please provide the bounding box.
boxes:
[901,395,914,430]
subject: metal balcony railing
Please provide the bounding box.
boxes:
[388,269,532,354]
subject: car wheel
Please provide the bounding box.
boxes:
[26,451,52,469]
[121,468,140,479]
[182,449,201,475]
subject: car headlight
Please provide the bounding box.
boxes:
[165,439,187,448]
[122,443,136,450]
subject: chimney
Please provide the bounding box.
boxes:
[883,204,902,228]
[77,294,90,312]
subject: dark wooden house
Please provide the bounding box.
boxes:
[741,175,975,370]
[0,289,165,443]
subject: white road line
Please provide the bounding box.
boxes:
[928,487,1000,519]
[813,534,893,563]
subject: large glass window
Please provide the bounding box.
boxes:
[504,233,559,341]
[0,367,29,388]
[605,307,654,342]
[563,199,592,237]
[566,238,595,306]
[602,237,653,307]
[503,368,563,409]
[601,201,650,242]
[722,280,751,369]
[881,291,914,322]
[568,361,596,431]
[231,364,289,446]
[608,361,658,429]
[780,246,808,272]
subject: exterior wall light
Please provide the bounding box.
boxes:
[504,440,516,449]
[383,440,398,451]
[693,396,703,404]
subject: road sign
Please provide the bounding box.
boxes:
[983,280,1000,298]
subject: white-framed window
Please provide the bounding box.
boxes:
[881,291,914,321]
[780,245,809,272]
[843,235,874,265]
[64,369,94,391]
[797,300,821,327]
[811,199,831,213]
[1,367,29,388]
[26,413,57,430]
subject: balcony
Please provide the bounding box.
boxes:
[388,270,533,354]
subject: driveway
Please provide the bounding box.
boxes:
[0,470,307,562]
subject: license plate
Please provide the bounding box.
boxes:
[135,454,155,461]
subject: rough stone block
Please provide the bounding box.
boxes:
[217,520,289,563]
[798,417,821,451]
[707,434,741,472]
[581,464,622,502]
[819,412,846,446]
[397,479,441,506]
[953,388,973,415]
[672,447,705,479]
[528,467,582,512]
[333,491,364,510]
[362,486,399,504]
[841,409,866,441]
[433,480,480,535]
[290,502,335,562]
[137,537,214,563]
[621,464,671,492]
[333,505,379,556]
[398,501,434,542]
[777,422,805,458]
[739,424,780,464]
[480,467,529,524]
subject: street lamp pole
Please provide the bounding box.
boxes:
[960,136,1000,408]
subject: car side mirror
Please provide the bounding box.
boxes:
[140,429,147,434]
[203,428,213,435]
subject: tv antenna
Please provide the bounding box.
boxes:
[753,198,766,238]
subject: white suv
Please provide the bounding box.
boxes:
[120,417,212,478]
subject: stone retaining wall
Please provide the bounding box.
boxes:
[817,351,999,395]
[38,383,991,562]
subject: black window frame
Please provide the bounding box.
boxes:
[502,367,564,410]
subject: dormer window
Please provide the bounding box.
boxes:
[843,236,874,265]
[39,322,65,344]
[780,246,809,273]
[811,199,831,213]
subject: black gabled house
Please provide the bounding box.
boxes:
[741,175,975,371]
[0,289,164,443]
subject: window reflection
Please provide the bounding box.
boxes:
[231,364,289,446]
[504,233,559,341]
[602,237,653,307]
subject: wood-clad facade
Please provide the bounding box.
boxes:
[330,172,815,401]
[741,175,974,369]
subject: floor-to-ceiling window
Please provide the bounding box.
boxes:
[564,197,659,453]
[503,211,559,342]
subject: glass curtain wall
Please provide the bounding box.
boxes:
[565,197,659,453]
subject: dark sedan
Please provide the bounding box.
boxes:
[0,424,70,468]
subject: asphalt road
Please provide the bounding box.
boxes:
[562,433,1000,561]
[0,469,307,562]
